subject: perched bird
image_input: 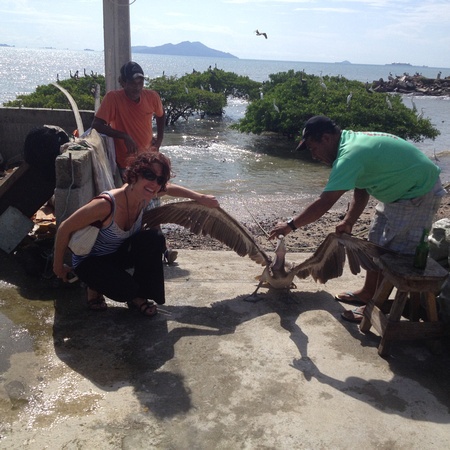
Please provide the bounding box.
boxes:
[319,72,327,90]
[143,202,392,296]
[411,95,417,113]
[346,91,353,108]
[365,82,374,93]
[273,100,280,113]
[255,29,268,39]
[386,95,392,110]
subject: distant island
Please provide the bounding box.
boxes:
[132,41,238,59]
[0,44,14,47]
[386,62,412,66]
[335,60,352,64]
[84,48,95,52]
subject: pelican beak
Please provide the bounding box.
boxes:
[272,235,287,270]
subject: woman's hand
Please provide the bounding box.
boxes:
[196,194,219,208]
[53,263,74,283]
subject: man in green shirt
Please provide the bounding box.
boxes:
[269,116,445,323]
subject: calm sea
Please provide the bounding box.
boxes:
[1,47,449,213]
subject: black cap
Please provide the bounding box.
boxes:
[120,61,145,82]
[296,115,337,151]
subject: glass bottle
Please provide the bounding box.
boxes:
[413,228,430,269]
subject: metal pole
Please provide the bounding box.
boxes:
[102,0,131,92]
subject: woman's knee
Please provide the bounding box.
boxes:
[132,229,165,253]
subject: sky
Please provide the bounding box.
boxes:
[1,0,449,68]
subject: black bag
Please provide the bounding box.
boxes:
[23,125,69,182]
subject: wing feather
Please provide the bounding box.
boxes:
[142,201,271,266]
[292,233,394,283]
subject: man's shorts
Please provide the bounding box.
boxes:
[368,178,445,254]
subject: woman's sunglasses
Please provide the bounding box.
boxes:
[141,170,165,185]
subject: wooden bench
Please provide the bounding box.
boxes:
[360,253,449,356]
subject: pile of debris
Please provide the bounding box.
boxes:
[371,72,450,96]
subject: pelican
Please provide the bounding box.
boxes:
[255,29,268,39]
[142,202,392,296]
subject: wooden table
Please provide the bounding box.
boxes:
[360,253,449,356]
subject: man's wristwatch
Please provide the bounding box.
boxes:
[287,218,297,231]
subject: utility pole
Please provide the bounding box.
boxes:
[102,0,131,92]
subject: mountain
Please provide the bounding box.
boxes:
[132,41,238,59]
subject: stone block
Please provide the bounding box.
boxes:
[55,150,92,189]
[54,185,95,224]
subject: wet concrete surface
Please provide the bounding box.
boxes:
[1,249,450,449]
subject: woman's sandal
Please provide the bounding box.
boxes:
[87,295,108,311]
[127,299,158,317]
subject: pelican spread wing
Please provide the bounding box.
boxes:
[142,201,271,266]
[143,202,393,291]
[292,232,392,283]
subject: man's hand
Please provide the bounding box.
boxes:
[335,220,353,234]
[269,222,291,240]
[124,135,138,154]
[150,136,163,152]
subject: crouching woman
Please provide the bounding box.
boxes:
[53,152,172,316]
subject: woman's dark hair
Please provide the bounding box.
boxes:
[123,151,173,191]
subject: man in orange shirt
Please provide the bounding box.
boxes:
[91,61,165,176]
[91,62,176,264]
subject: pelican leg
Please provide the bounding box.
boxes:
[243,281,266,302]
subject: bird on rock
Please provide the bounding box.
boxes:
[143,201,393,297]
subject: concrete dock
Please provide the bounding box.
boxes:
[1,249,449,449]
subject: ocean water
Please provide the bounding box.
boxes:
[1,47,449,210]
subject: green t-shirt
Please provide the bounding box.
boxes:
[324,130,440,203]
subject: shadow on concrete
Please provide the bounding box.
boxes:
[2,248,449,423]
[52,285,450,422]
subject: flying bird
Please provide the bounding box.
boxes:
[143,201,392,296]
[255,29,268,39]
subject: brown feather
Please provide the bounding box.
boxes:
[142,202,395,289]
[142,201,271,266]
[292,232,393,283]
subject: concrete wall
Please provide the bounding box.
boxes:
[0,107,94,165]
